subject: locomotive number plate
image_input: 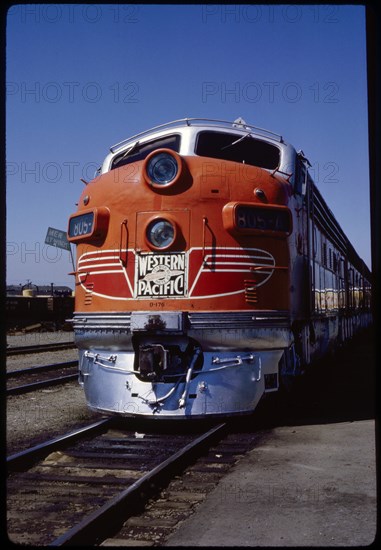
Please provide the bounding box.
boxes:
[68,212,94,238]
[236,205,291,233]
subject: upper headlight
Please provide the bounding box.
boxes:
[144,149,182,188]
[147,152,177,184]
[146,218,176,249]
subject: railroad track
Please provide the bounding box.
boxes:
[6,361,78,395]
[7,341,75,356]
[7,418,243,546]
[105,422,264,546]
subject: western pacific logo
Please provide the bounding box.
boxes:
[136,253,186,297]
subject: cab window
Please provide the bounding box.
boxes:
[195,130,280,169]
[111,134,181,170]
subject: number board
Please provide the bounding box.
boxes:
[235,205,291,233]
[68,212,95,239]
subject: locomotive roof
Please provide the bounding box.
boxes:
[109,118,284,153]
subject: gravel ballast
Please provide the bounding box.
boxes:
[6,331,101,455]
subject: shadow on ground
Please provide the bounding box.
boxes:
[231,326,376,432]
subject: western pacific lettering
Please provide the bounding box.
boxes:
[138,253,185,276]
[137,253,186,297]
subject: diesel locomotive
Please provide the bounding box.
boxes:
[67,118,372,418]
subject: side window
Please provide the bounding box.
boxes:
[295,158,306,195]
[322,241,327,267]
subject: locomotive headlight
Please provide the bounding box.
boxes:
[146,218,176,249]
[144,149,182,188]
[148,153,177,184]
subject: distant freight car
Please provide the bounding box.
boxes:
[6,296,74,330]
[67,118,372,419]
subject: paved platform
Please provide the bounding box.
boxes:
[165,329,377,546]
[165,419,377,546]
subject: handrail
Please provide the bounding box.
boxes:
[119,219,128,266]
[202,216,208,263]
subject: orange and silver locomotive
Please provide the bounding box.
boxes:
[68,118,372,418]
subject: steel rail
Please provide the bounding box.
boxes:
[6,373,78,396]
[7,360,79,395]
[7,360,78,378]
[7,418,113,472]
[7,342,75,356]
[50,422,227,546]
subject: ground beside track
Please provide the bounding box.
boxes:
[7,330,74,347]
[6,384,100,455]
[164,419,376,547]
[6,331,99,455]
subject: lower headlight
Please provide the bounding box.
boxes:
[146,218,176,249]
[146,152,178,185]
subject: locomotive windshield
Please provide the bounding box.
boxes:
[195,130,280,169]
[111,134,181,170]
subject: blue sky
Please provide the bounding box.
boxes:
[6,4,371,288]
